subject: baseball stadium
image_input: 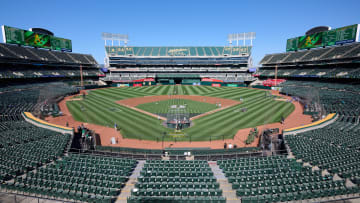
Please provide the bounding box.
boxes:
[1,3,360,203]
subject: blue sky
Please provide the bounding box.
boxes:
[0,0,359,65]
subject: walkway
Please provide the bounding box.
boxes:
[116,160,145,203]
[208,161,239,203]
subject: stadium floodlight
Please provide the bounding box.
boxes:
[101,32,129,46]
[228,32,256,46]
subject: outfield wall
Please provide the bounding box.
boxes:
[22,112,74,135]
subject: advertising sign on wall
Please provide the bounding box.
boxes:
[117,84,129,87]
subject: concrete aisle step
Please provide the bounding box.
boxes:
[116,160,145,203]
[130,160,145,179]
[208,161,240,203]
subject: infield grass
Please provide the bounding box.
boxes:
[136,99,218,115]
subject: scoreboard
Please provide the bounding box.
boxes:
[2,25,24,44]
[50,36,72,51]
[1,25,72,52]
[286,24,359,52]
[323,29,337,46]
[286,38,298,52]
[335,24,358,44]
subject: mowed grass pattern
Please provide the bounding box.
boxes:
[136,99,218,114]
[66,86,295,141]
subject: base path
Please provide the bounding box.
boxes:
[117,95,240,107]
[116,95,240,121]
[116,103,167,121]
[46,90,312,150]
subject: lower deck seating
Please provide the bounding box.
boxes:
[0,120,55,147]
[2,153,137,202]
[279,81,360,116]
[0,118,70,181]
[0,133,70,182]
[286,120,360,185]
[128,160,226,203]
[218,156,359,202]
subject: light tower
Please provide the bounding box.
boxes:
[227,32,256,46]
[101,32,129,47]
[227,32,256,68]
[102,33,129,67]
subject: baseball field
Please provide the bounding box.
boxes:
[66,85,294,141]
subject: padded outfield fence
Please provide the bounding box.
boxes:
[22,112,74,135]
[283,113,338,135]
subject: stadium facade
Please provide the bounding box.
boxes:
[102,46,255,84]
[101,35,256,85]
[106,46,252,66]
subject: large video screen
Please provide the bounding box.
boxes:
[2,25,72,52]
[24,30,51,48]
[286,24,359,52]
[297,32,323,50]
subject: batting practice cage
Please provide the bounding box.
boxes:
[166,105,191,130]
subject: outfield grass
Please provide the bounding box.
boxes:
[136,99,218,115]
[66,85,295,141]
